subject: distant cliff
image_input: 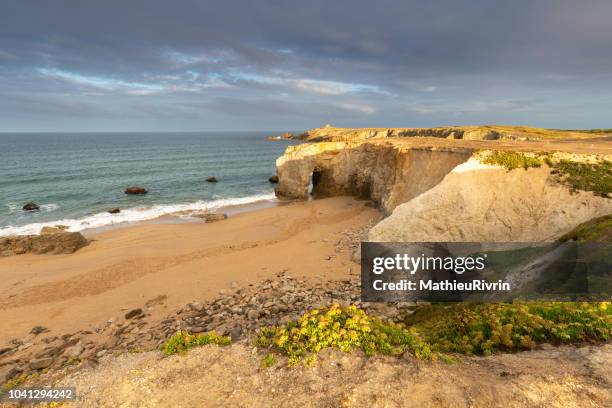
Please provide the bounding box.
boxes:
[299,124,612,143]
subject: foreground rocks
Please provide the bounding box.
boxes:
[0,232,89,257]
[206,176,218,183]
[108,207,121,214]
[0,270,406,386]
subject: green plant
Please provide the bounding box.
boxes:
[482,151,543,170]
[161,331,231,356]
[552,160,612,198]
[406,302,611,356]
[559,214,612,242]
[255,304,434,366]
[260,353,276,368]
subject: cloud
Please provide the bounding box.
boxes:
[0,1,611,130]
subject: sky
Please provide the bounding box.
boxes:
[1,0,611,132]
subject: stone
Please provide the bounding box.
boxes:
[268,175,279,183]
[190,326,207,333]
[62,343,83,358]
[189,302,204,312]
[29,357,54,370]
[108,207,121,214]
[206,176,218,183]
[247,310,259,320]
[124,186,148,195]
[40,226,66,235]
[22,202,40,211]
[199,213,228,223]
[124,308,143,319]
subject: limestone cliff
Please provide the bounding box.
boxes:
[275,134,612,242]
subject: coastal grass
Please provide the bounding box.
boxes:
[161,331,231,356]
[481,151,543,170]
[553,160,612,198]
[559,214,612,242]
[405,302,612,356]
[256,302,611,365]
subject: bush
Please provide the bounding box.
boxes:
[481,151,543,170]
[161,331,231,356]
[255,304,433,366]
[406,302,611,356]
[553,160,612,198]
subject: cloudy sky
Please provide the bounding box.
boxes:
[1,0,611,132]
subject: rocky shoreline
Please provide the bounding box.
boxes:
[0,223,385,387]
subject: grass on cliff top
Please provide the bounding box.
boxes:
[559,214,612,243]
[481,151,544,170]
[161,331,231,356]
[255,302,611,365]
[406,302,611,356]
[553,160,612,198]
[481,151,611,197]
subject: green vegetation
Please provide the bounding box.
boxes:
[161,331,231,356]
[260,353,276,368]
[406,302,611,356]
[255,304,434,366]
[559,214,612,242]
[256,302,611,365]
[553,160,612,198]
[481,151,543,170]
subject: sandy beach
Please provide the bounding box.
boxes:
[0,196,378,344]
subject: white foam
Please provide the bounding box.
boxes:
[451,158,500,173]
[0,193,276,237]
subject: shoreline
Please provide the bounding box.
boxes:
[0,193,284,238]
[0,196,379,343]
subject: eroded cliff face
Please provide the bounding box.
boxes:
[368,158,612,242]
[275,139,612,242]
[275,141,471,215]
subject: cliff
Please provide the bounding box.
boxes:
[300,124,612,143]
[275,131,612,242]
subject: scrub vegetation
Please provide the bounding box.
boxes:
[255,302,611,365]
[161,331,231,356]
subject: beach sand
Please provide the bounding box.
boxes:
[0,196,379,343]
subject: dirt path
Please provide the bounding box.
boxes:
[48,342,612,407]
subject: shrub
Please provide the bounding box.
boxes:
[406,302,611,356]
[482,151,543,170]
[552,160,612,198]
[161,331,231,356]
[255,304,433,366]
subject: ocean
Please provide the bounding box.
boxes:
[0,132,298,236]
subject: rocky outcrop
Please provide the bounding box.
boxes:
[275,141,471,214]
[0,232,89,257]
[206,176,218,183]
[108,207,121,214]
[275,137,612,242]
[125,186,148,195]
[22,202,40,211]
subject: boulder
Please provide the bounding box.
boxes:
[124,308,143,320]
[198,213,228,223]
[206,176,218,183]
[22,202,40,211]
[0,232,89,257]
[29,357,54,370]
[40,226,66,235]
[268,175,279,183]
[108,207,121,214]
[30,326,50,335]
[124,186,148,195]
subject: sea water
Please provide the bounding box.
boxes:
[0,132,297,236]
